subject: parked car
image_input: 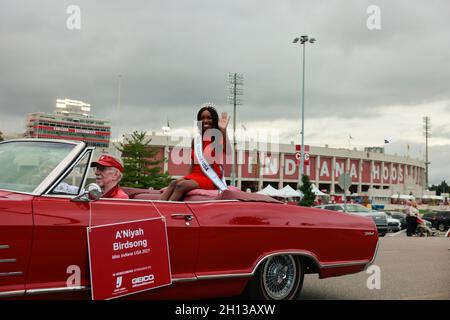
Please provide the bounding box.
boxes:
[386,216,402,233]
[0,139,378,300]
[422,210,450,232]
[314,203,388,236]
[385,211,407,230]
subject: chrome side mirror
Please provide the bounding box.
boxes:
[71,183,102,202]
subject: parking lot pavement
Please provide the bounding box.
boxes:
[299,234,450,300]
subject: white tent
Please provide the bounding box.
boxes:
[257,184,283,197]
[422,195,443,200]
[280,185,302,198]
[311,184,327,196]
[391,194,416,200]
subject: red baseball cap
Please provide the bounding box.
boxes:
[91,154,124,173]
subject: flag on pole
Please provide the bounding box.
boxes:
[384,139,390,144]
[349,134,353,140]
[162,119,171,135]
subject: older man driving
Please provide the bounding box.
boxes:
[90,154,129,199]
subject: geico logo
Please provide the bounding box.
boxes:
[132,274,155,284]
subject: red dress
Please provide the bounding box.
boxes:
[184,139,224,189]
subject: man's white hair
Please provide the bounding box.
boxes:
[111,167,123,181]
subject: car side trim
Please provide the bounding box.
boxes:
[0,286,90,298]
[197,273,252,281]
[321,260,369,268]
[1,280,192,298]
[172,277,198,283]
[196,251,371,280]
[0,272,23,277]
[10,280,196,297]
[0,245,10,249]
[0,259,16,263]
[252,252,368,273]
[0,290,25,298]
[26,286,90,296]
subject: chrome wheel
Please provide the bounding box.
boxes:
[262,255,298,300]
[438,223,445,232]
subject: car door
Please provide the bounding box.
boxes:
[26,149,95,294]
[151,202,199,281]
[26,150,199,295]
[0,190,34,297]
[28,197,177,293]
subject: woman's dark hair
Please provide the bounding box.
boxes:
[197,105,219,130]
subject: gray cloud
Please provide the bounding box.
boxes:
[1,0,449,184]
[432,124,450,139]
[2,1,450,123]
[428,144,450,185]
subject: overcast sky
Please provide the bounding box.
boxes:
[1,0,449,185]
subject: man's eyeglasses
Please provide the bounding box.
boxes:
[93,165,113,172]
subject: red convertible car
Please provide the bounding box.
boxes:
[0,139,378,300]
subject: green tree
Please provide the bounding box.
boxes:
[0,130,4,142]
[115,131,171,189]
[429,180,449,195]
[298,175,315,207]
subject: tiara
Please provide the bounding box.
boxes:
[200,102,217,111]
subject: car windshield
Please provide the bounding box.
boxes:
[345,204,371,213]
[0,141,76,193]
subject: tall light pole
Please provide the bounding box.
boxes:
[116,74,123,141]
[293,35,316,186]
[117,74,122,112]
[423,116,431,189]
[228,72,244,187]
[162,120,171,174]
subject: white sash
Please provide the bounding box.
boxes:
[194,129,228,191]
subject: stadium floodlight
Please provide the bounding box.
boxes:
[227,72,244,187]
[293,35,316,187]
[423,116,431,188]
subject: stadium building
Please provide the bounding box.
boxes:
[26,99,111,148]
[121,132,426,200]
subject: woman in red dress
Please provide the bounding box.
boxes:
[161,105,229,201]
